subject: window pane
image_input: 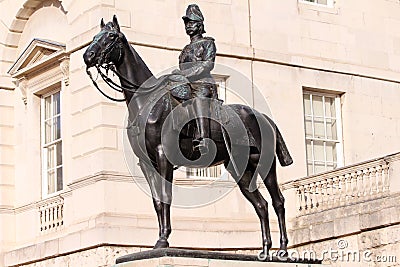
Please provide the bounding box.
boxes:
[313,141,325,162]
[305,117,313,137]
[326,163,335,171]
[54,116,61,140]
[56,142,62,166]
[314,117,325,138]
[303,94,311,115]
[326,118,337,140]
[325,142,337,162]
[215,78,226,102]
[324,97,335,118]
[45,120,52,144]
[45,96,52,120]
[306,140,312,160]
[47,146,55,169]
[312,95,324,117]
[314,162,326,173]
[48,170,55,194]
[307,162,314,175]
[56,167,63,191]
[317,0,327,4]
[54,91,61,115]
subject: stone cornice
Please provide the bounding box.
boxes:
[67,171,138,191]
[0,205,14,214]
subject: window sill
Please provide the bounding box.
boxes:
[298,1,338,14]
[41,190,66,202]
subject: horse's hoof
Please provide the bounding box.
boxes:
[276,249,288,258]
[257,249,269,261]
[153,239,169,249]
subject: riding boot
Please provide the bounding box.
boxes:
[193,98,210,154]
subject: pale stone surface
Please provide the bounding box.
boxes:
[290,194,400,267]
[1,0,400,266]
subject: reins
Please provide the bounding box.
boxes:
[86,66,126,102]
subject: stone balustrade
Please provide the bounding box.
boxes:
[282,153,400,215]
[37,195,64,233]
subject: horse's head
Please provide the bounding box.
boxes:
[83,15,125,68]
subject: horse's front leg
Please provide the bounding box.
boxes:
[151,144,174,249]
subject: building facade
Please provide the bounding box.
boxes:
[0,0,400,266]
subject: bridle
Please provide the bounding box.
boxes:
[86,29,173,103]
[86,30,140,102]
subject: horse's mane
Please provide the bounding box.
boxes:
[127,42,154,80]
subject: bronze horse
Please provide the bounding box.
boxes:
[83,16,293,258]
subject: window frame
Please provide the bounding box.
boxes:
[299,0,334,8]
[41,88,63,198]
[303,90,343,175]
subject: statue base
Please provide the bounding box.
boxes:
[113,248,322,267]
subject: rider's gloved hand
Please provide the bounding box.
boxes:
[172,69,183,75]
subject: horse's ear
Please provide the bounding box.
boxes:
[112,15,120,32]
[100,18,105,28]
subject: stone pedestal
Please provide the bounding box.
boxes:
[112,248,323,267]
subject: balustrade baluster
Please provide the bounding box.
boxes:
[337,175,345,205]
[350,172,357,203]
[326,178,333,208]
[361,169,369,199]
[369,167,377,197]
[40,210,43,231]
[298,186,304,212]
[344,174,351,203]
[321,180,328,208]
[382,164,390,194]
[315,181,321,209]
[303,184,309,212]
[376,165,383,194]
[356,170,363,200]
[331,176,338,206]
[309,183,315,210]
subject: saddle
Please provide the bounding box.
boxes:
[127,74,258,148]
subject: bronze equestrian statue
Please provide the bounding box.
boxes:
[83,10,293,258]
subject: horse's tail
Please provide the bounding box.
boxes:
[275,126,293,166]
[263,115,293,167]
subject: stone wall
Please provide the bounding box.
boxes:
[10,246,141,267]
[290,195,400,266]
[1,0,400,266]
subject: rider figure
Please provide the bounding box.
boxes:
[174,4,218,153]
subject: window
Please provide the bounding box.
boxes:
[303,91,343,175]
[42,90,63,196]
[300,0,334,7]
[185,76,228,179]
[215,75,227,102]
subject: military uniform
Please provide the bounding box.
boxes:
[178,4,218,151]
[178,36,218,98]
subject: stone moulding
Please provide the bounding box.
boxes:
[7,38,69,104]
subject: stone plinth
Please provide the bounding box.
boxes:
[113,248,323,267]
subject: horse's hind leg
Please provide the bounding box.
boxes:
[226,161,272,258]
[262,158,288,257]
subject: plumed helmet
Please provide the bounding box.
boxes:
[182,4,204,22]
